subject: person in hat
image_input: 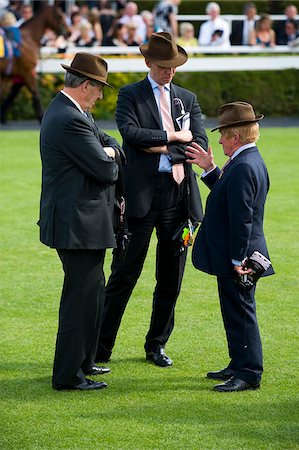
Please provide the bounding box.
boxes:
[185,101,274,392]
[39,53,123,391]
[96,32,208,367]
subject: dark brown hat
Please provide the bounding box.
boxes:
[211,101,264,132]
[140,32,188,68]
[61,52,112,88]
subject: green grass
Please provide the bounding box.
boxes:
[1,128,298,449]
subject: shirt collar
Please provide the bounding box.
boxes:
[231,142,256,160]
[147,74,171,92]
[61,90,85,115]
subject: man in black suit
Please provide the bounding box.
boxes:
[96,32,208,367]
[275,4,298,45]
[230,2,257,45]
[186,102,274,391]
[39,53,122,391]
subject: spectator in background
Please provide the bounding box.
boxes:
[141,10,157,43]
[6,0,21,20]
[74,22,97,47]
[249,13,276,47]
[119,2,145,44]
[89,8,103,45]
[41,28,68,52]
[98,0,116,37]
[102,21,127,46]
[230,2,257,45]
[275,4,298,44]
[198,2,230,47]
[278,18,299,45]
[69,11,84,44]
[153,0,181,38]
[126,21,139,46]
[177,22,197,48]
[78,2,90,22]
[15,3,33,27]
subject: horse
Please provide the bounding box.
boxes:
[0,3,70,124]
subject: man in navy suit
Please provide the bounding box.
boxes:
[39,53,122,391]
[186,102,274,391]
[96,32,208,367]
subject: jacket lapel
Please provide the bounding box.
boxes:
[138,78,162,129]
[170,85,183,131]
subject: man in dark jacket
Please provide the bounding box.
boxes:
[96,32,208,367]
[186,101,274,392]
[39,53,122,391]
[230,2,257,45]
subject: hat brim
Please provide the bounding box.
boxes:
[139,43,188,68]
[61,64,113,88]
[211,114,264,132]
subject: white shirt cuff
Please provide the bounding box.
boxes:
[202,167,217,178]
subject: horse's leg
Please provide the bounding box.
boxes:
[0,82,23,124]
[25,74,44,123]
[31,92,43,123]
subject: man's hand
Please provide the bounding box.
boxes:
[186,142,216,172]
[168,130,193,143]
[103,146,116,158]
[233,265,253,276]
[142,145,168,154]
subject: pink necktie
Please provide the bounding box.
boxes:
[158,85,185,185]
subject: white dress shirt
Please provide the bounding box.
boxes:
[147,74,172,172]
[61,89,85,115]
[242,19,255,45]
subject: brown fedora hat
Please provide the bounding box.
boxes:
[61,52,113,88]
[211,101,264,132]
[140,32,188,68]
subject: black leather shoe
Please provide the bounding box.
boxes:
[84,365,111,376]
[53,378,108,391]
[207,367,235,381]
[213,376,260,392]
[146,348,173,367]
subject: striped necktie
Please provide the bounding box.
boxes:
[158,85,185,185]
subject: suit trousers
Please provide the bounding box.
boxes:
[96,173,187,360]
[217,277,263,384]
[52,249,106,386]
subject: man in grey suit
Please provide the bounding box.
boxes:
[39,53,122,391]
[186,102,274,392]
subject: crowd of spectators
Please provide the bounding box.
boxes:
[0,0,299,55]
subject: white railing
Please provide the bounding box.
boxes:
[40,45,299,57]
[37,54,299,74]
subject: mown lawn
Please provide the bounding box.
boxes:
[0,127,298,449]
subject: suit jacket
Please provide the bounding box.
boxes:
[192,146,274,278]
[39,92,121,249]
[275,19,299,45]
[115,77,208,221]
[230,20,245,45]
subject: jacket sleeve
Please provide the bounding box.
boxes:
[227,163,257,261]
[201,167,221,189]
[168,93,208,164]
[116,86,168,148]
[60,115,119,184]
